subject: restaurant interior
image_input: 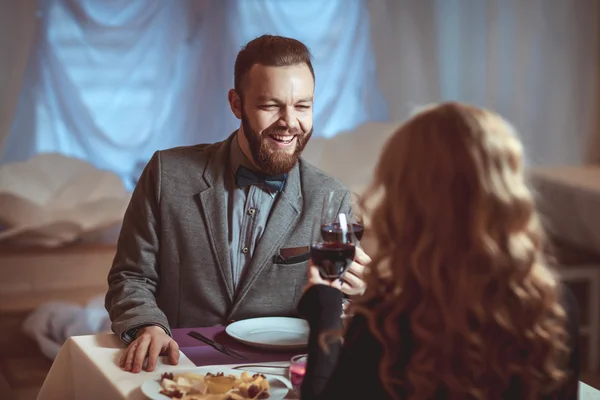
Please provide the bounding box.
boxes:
[0,0,599,399]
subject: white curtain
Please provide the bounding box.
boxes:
[369,0,599,166]
[2,0,599,187]
[2,0,387,187]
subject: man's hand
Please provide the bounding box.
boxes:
[306,246,371,295]
[120,326,180,373]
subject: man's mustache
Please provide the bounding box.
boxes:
[265,126,303,136]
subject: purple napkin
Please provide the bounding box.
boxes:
[173,326,304,367]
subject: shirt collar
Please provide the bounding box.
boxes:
[229,131,278,197]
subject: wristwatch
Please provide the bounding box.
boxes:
[127,326,144,339]
[124,326,144,343]
[123,324,158,343]
[124,323,171,342]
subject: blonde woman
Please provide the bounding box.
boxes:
[298,102,579,399]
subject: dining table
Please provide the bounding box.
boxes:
[37,325,302,400]
[37,325,600,400]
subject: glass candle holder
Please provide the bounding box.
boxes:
[288,354,307,395]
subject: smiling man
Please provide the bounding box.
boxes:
[105,35,370,373]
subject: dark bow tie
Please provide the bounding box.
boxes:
[235,165,287,193]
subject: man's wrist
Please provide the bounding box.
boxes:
[129,325,149,339]
[124,324,168,343]
[125,325,148,341]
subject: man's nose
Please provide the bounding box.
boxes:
[279,107,300,131]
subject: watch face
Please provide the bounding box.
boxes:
[130,324,153,339]
[128,327,140,340]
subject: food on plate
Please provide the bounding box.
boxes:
[158,371,271,399]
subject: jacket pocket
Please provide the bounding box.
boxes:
[272,249,311,265]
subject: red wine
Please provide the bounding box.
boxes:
[311,242,356,279]
[321,223,364,242]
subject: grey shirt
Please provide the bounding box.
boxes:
[227,133,279,289]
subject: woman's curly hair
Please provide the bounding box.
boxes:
[354,102,570,400]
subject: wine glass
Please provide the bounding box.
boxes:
[310,191,357,280]
[349,191,365,242]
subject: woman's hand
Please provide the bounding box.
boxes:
[305,260,344,292]
[305,246,371,295]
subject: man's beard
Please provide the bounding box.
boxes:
[241,110,312,175]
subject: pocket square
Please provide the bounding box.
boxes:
[279,246,309,258]
[273,246,311,264]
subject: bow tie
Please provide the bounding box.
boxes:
[235,165,287,193]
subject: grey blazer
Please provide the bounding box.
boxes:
[105,136,350,339]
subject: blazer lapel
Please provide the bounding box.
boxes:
[196,136,235,302]
[231,162,302,309]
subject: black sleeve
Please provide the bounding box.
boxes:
[297,285,344,397]
[298,285,387,399]
[542,284,580,400]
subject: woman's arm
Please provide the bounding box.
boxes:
[298,285,387,399]
[297,285,344,397]
[546,284,580,400]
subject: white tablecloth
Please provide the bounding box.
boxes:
[37,333,294,400]
[38,333,600,400]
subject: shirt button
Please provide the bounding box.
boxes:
[242,247,249,253]
[247,208,256,216]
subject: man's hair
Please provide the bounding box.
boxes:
[234,35,315,95]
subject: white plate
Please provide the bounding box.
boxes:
[140,366,291,400]
[225,317,309,350]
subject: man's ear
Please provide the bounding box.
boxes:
[228,89,242,120]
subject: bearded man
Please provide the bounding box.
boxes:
[105,35,370,373]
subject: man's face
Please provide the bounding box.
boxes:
[236,63,314,175]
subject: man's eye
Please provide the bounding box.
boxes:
[259,105,278,110]
[296,105,311,109]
